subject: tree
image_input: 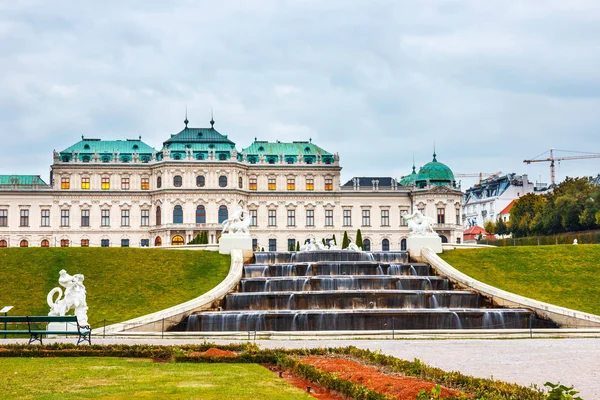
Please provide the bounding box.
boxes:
[342,231,350,249]
[355,229,363,250]
[296,241,300,251]
[495,218,507,236]
[288,241,295,251]
[332,234,337,245]
[483,220,496,235]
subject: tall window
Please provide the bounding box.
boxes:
[154,237,162,247]
[61,177,70,189]
[141,209,149,226]
[81,177,90,190]
[437,208,445,224]
[20,209,29,227]
[268,210,277,227]
[157,176,162,188]
[325,178,333,191]
[250,209,257,227]
[363,238,371,251]
[121,239,130,247]
[287,178,295,191]
[196,176,205,187]
[141,178,150,190]
[381,210,390,226]
[306,178,314,191]
[173,175,182,187]
[61,210,69,227]
[382,239,390,251]
[101,210,110,227]
[288,238,296,251]
[121,177,130,190]
[269,238,277,252]
[121,209,130,226]
[249,178,257,191]
[362,209,370,226]
[218,205,228,224]
[77,209,89,227]
[81,239,89,247]
[60,239,69,247]
[41,209,50,227]
[196,205,206,224]
[101,177,110,190]
[156,206,161,225]
[141,239,149,247]
[287,210,295,226]
[173,205,183,224]
[325,210,333,226]
[268,177,276,191]
[219,175,227,187]
[343,210,351,226]
[41,239,49,247]
[0,209,7,227]
[0,239,7,247]
[20,240,29,247]
[252,238,258,250]
[455,208,460,225]
[400,212,408,226]
[239,176,243,189]
[101,239,110,247]
[306,209,314,227]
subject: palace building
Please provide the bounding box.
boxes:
[0,118,463,250]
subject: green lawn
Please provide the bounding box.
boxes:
[0,248,230,326]
[440,245,600,316]
[0,357,312,400]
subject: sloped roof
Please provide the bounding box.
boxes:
[60,138,156,155]
[0,175,48,185]
[416,153,455,183]
[241,140,332,156]
[342,177,397,187]
[463,226,488,235]
[499,199,517,215]
[399,166,418,186]
[164,126,235,146]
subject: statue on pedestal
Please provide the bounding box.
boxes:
[222,206,251,236]
[47,269,89,327]
[402,211,437,236]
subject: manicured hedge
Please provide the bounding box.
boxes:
[481,229,600,246]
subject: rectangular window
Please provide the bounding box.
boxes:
[121,177,130,190]
[20,209,29,227]
[60,239,69,247]
[306,209,314,227]
[60,210,69,227]
[268,210,277,227]
[41,209,50,227]
[288,238,296,251]
[121,209,130,226]
[252,238,258,251]
[400,212,408,226]
[437,208,445,224]
[362,209,370,226]
[306,178,314,191]
[381,210,390,226]
[287,209,296,226]
[325,210,333,226]
[81,177,90,190]
[250,209,257,227]
[81,209,90,227]
[325,178,333,191]
[81,239,89,247]
[121,239,129,247]
[269,238,277,252]
[141,178,150,190]
[101,239,110,247]
[141,209,150,226]
[61,177,70,189]
[343,210,351,226]
[249,178,257,191]
[101,177,110,190]
[268,177,276,191]
[141,239,150,247]
[456,209,460,225]
[287,178,295,191]
[0,209,7,227]
[101,210,110,227]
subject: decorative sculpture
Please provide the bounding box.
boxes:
[47,269,89,327]
[402,211,437,237]
[345,240,361,252]
[222,206,251,236]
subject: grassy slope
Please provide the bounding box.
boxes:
[0,358,312,400]
[0,248,230,326]
[440,245,600,316]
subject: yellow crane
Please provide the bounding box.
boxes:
[523,149,600,186]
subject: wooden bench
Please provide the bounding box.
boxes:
[0,315,91,345]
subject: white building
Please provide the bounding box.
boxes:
[0,118,463,250]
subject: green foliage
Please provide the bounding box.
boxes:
[495,218,508,236]
[544,382,582,400]
[288,241,295,251]
[484,220,496,234]
[332,234,337,245]
[483,229,600,246]
[356,229,363,250]
[342,231,350,249]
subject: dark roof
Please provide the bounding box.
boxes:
[163,126,235,146]
[342,177,397,187]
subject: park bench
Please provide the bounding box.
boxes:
[0,315,91,345]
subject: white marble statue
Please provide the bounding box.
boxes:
[345,240,361,252]
[222,206,251,236]
[402,211,437,237]
[47,269,89,327]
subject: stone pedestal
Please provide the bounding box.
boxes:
[406,235,443,260]
[47,321,79,338]
[219,235,253,258]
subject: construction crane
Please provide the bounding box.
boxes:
[523,149,600,186]
[455,171,502,182]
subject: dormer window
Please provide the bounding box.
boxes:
[173,154,181,160]
[218,153,227,160]
[258,146,264,152]
[208,144,215,149]
[133,144,139,150]
[62,156,70,162]
[196,153,203,160]
[198,132,203,137]
[82,156,90,162]
[304,146,310,152]
[102,157,110,163]
[83,144,90,150]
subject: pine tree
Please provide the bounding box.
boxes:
[296,241,300,251]
[355,229,363,250]
[342,231,350,249]
[332,234,337,245]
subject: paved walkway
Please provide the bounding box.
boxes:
[1,337,598,399]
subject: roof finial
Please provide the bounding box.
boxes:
[433,142,437,162]
[412,154,416,173]
[184,105,189,128]
[210,108,215,128]
[309,137,312,143]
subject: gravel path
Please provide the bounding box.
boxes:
[1,337,598,399]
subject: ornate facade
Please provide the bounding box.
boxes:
[0,119,463,250]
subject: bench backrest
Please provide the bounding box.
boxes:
[0,316,79,324]
[0,316,30,323]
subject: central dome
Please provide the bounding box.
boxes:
[415,153,455,188]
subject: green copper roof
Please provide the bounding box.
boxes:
[0,175,48,185]
[241,141,332,156]
[166,142,235,152]
[60,138,156,155]
[415,153,455,187]
[399,165,418,186]
[163,125,235,146]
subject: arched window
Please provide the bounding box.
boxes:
[219,175,227,188]
[196,205,206,224]
[196,176,205,187]
[238,176,243,189]
[401,239,407,251]
[173,175,182,187]
[156,206,162,225]
[154,237,162,247]
[382,239,390,251]
[157,176,162,188]
[362,238,371,252]
[0,239,7,247]
[20,240,29,248]
[172,235,184,246]
[60,239,69,247]
[41,239,49,247]
[173,205,183,224]
[218,205,228,224]
[439,235,448,243]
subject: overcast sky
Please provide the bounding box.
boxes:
[2,0,600,187]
